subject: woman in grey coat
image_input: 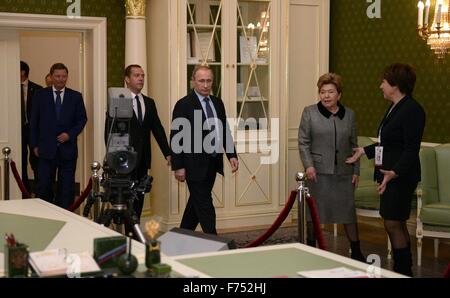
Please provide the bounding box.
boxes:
[298,73,365,261]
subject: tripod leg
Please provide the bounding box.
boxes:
[124,208,146,243]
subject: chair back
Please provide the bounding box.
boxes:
[419,146,439,205]
[357,136,375,181]
[435,144,450,204]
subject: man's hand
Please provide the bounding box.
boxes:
[346,147,365,164]
[352,174,359,188]
[377,169,398,195]
[166,156,172,166]
[33,147,39,157]
[57,133,70,143]
[305,167,317,182]
[229,158,239,173]
[174,168,186,182]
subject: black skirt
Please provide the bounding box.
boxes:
[379,178,418,221]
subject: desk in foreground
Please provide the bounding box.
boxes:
[163,243,406,278]
[0,199,145,277]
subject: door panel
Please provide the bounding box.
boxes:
[0,30,21,200]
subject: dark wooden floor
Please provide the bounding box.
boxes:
[221,218,450,278]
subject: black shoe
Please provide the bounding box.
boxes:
[306,239,316,247]
[351,251,367,263]
[393,246,413,277]
[350,240,366,263]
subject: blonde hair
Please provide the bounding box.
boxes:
[317,73,342,94]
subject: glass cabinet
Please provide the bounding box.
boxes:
[183,0,272,130]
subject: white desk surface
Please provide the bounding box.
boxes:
[0,199,145,276]
[1,200,405,278]
[162,243,406,278]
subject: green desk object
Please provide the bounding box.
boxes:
[150,263,171,278]
[93,236,127,269]
[145,239,161,269]
[117,254,138,275]
[4,244,29,278]
[117,235,138,275]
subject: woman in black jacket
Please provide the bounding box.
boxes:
[346,63,425,276]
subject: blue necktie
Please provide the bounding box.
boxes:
[135,95,143,124]
[55,90,62,120]
[204,97,217,154]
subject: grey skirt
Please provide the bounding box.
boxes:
[306,174,356,224]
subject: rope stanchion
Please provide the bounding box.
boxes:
[306,195,327,250]
[68,178,93,212]
[9,160,31,199]
[244,190,298,248]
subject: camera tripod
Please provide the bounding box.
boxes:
[83,179,147,243]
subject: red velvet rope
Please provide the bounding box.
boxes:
[244,190,297,248]
[306,195,327,250]
[444,263,450,278]
[9,160,31,198]
[68,178,93,212]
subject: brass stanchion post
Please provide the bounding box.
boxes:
[296,172,308,244]
[2,147,11,201]
[91,161,102,221]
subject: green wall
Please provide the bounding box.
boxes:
[330,0,450,143]
[0,0,125,87]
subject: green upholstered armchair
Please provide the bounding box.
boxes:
[416,144,450,266]
[354,136,380,213]
[354,136,392,258]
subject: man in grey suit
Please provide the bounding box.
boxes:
[299,73,365,262]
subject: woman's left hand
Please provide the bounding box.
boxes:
[352,175,359,188]
[377,169,398,195]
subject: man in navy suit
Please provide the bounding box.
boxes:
[20,61,42,196]
[30,63,87,209]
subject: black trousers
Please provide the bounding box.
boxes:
[21,125,39,195]
[181,159,218,235]
[37,149,76,210]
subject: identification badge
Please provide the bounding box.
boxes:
[375,146,383,166]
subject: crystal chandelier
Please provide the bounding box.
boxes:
[417,0,450,58]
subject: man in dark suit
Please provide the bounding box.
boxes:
[30,63,87,209]
[170,65,239,235]
[20,61,42,196]
[113,64,171,228]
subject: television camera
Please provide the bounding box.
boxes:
[83,88,151,243]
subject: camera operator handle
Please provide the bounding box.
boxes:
[83,191,96,217]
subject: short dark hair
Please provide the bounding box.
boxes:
[317,73,343,94]
[382,63,416,95]
[20,61,30,77]
[50,63,69,75]
[191,64,214,80]
[124,64,142,77]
